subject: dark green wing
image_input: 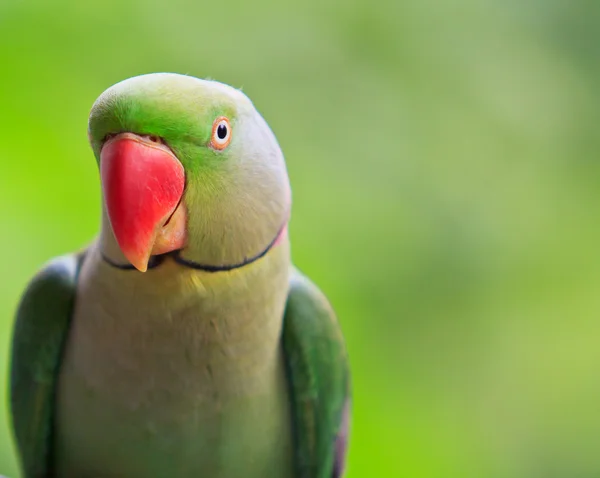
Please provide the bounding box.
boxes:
[10,253,83,478]
[283,268,351,478]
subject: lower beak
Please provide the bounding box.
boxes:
[100,133,187,272]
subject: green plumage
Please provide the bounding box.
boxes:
[9,73,350,478]
[10,254,83,477]
[283,271,350,478]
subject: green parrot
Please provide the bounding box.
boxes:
[9,73,350,478]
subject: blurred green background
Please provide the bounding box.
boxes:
[2,0,600,476]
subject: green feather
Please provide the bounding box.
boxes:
[10,253,84,477]
[283,268,351,478]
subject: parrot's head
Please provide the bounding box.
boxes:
[88,73,291,272]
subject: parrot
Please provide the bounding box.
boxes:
[9,73,350,478]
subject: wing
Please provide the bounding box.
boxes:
[10,253,84,478]
[282,268,351,478]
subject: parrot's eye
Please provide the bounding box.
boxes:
[210,117,232,150]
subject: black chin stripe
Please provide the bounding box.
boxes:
[173,229,282,272]
[101,224,285,273]
[101,254,166,270]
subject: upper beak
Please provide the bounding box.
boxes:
[100,133,187,272]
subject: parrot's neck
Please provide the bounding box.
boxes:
[67,235,291,399]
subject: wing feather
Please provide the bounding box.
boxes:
[10,253,83,478]
[282,269,351,478]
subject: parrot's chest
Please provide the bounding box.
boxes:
[54,253,294,478]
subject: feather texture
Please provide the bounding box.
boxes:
[283,268,351,478]
[10,253,84,477]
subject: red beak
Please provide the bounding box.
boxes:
[100,133,186,272]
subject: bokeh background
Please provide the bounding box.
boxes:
[2,0,600,476]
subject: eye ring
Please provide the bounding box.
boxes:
[210,116,232,150]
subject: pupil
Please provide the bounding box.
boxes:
[217,124,228,139]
